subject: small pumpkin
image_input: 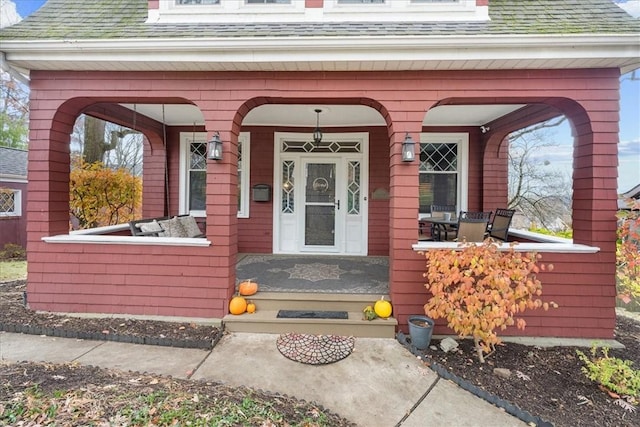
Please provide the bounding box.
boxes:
[229,295,247,315]
[246,302,256,314]
[238,280,258,296]
[363,305,377,321]
[373,296,392,319]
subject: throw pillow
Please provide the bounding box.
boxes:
[138,220,165,236]
[158,217,188,238]
[178,216,203,238]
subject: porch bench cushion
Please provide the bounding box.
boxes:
[129,215,204,238]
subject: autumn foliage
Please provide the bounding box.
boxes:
[617,197,640,305]
[69,158,142,229]
[422,240,556,363]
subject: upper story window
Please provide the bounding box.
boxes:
[174,0,291,6]
[246,0,291,3]
[153,0,486,23]
[176,0,220,4]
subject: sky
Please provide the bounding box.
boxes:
[4,0,640,191]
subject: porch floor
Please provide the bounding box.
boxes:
[236,254,389,294]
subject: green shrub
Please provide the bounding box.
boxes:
[0,243,26,260]
[577,346,640,398]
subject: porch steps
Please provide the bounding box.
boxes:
[222,292,397,338]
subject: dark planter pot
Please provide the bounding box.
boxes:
[408,315,435,350]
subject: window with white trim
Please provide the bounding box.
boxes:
[161,0,482,23]
[179,132,250,218]
[0,188,21,217]
[246,0,291,3]
[419,133,468,216]
[176,0,220,4]
[237,133,250,218]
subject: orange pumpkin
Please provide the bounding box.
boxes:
[238,280,258,296]
[229,295,247,315]
[247,302,256,314]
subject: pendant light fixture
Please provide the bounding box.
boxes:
[313,108,323,147]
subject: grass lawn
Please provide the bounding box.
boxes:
[0,260,27,282]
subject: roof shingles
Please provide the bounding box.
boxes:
[0,147,28,179]
[0,0,638,40]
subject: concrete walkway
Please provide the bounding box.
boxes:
[0,331,526,426]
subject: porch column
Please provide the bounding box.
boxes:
[387,116,424,324]
[204,127,239,300]
[26,100,76,241]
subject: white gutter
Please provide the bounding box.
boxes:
[0,52,29,85]
[2,33,639,52]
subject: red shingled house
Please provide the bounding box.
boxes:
[1,0,638,339]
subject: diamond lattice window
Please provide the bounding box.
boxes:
[0,189,20,216]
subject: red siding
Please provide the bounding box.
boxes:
[25,68,620,338]
[238,127,275,253]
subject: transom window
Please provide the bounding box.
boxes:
[281,139,361,154]
[419,133,468,216]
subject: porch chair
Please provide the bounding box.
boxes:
[423,204,457,241]
[450,218,490,242]
[487,208,516,241]
[444,211,492,242]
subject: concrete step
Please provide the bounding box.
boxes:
[223,292,396,338]
[242,291,387,312]
[223,309,397,338]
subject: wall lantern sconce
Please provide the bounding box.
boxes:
[207,131,223,160]
[313,108,323,147]
[402,133,416,162]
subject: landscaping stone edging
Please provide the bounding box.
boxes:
[396,332,554,427]
[0,322,222,350]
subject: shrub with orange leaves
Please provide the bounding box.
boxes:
[422,240,557,363]
[70,157,142,229]
[616,197,640,305]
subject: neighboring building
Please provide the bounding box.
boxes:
[0,147,27,249]
[619,183,640,209]
[1,0,639,339]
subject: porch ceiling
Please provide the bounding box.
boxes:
[119,103,528,128]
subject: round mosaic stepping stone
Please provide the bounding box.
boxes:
[276,333,356,365]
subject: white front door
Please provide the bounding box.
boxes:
[274,132,368,255]
[302,159,340,252]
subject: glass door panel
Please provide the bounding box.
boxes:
[304,162,336,247]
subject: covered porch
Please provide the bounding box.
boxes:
[23,68,619,339]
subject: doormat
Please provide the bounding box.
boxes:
[277,310,348,319]
[276,333,356,365]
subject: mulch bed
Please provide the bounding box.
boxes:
[0,280,221,349]
[401,315,640,427]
